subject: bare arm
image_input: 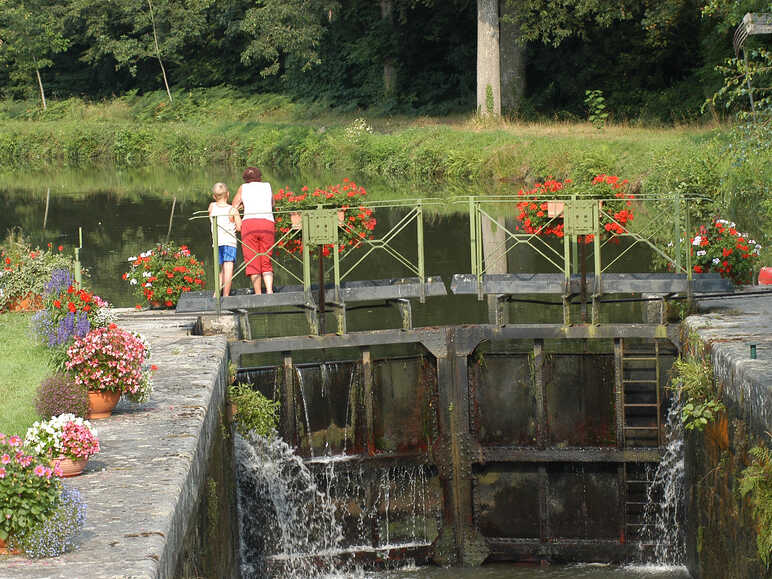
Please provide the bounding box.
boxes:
[207,201,215,217]
[230,207,242,231]
[231,186,244,213]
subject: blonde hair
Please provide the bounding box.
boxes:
[212,182,229,201]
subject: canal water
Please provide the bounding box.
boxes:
[1,167,689,578]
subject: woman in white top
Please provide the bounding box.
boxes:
[231,167,275,294]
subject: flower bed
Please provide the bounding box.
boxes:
[123,242,206,308]
[514,174,635,243]
[691,219,761,284]
[273,178,377,256]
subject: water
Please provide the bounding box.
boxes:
[641,401,686,565]
[2,168,690,578]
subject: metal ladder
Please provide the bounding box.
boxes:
[616,338,664,541]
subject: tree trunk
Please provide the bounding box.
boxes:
[380,0,395,97]
[148,0,173,103]
[477,0,501,116]
[34,61,47,111]
[499,0,525,115]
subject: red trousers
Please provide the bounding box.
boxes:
[241,218,275,275]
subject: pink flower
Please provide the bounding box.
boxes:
[34,464,46,477]
[0,467,5,478]
[8,435,21,447]
[1,453,9,464]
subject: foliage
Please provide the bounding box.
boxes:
[24,414,100,461]
[11,486,86,559]
[123,242,206,307]
[669,348,724,432]
[273,178,376,256]
[690,218,761,284]
[0,433,62,543]
[585,90,608,129]
[0,231,73,312]
[228,383,280,438]
[35,373,89,419]
[739,441,772,566]
[65,324,151,399]
[0,0,69,102]
[513,174,635,243]
[707,48,772,121]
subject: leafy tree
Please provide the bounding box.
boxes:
[240,0,340,77]
[0,0,69,108]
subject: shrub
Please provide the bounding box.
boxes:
[35,373,89,419]
[0,230,73,312]
[12,486,86,558]
[123,242,206,308]
[228,383,280,438]
[0,433,62,543]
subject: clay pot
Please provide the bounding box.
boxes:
[88,390,121,419]
[0,537,20,555]
[56,456,89,477]
[290,212,302,230]
[759,266,772,285]
[547,201,564,218]
[5,292,43,312]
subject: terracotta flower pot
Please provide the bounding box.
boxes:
[56,456,89,477]
[290,212,302,230]
[88,390,121,419]
[0,536,20,555]
[547,201,564,218]
[5,292,43,312]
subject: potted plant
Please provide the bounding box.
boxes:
[514,174,636,243]
[65,324,153,418]
[11,487,86,558]
[0,230,73,312]
[123,242,206,308]
[690,219,761,285]
[35,373,90,419]
[0,433,62,551]
[24,414,100,477]
[273,178,376,257]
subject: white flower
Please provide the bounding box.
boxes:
[692,236,702,246]
[130,279,137,285]
[128,256,137,262]
[712,257,720,265]
[717,219,729,225]
[143,271,152,278]
[144,282,152,288]
[749,240,756,245]
[667,242,673,247]
[697,250,706,257]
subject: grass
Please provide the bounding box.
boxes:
[0,313,47,436]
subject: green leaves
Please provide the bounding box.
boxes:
[228,383,280,438]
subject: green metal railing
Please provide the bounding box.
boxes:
[193,191,698,320]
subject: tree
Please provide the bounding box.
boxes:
[240,0,340,77]
[71,0,213,98]
[477,0,501,116]
[0,0,69,109]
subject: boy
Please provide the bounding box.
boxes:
[208,182,241,297]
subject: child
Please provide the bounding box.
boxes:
[208,182,241,297]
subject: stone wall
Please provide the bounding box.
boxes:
[683,293,772,579]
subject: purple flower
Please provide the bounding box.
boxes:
[44,269,73,295]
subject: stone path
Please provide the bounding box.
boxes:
[687,287,772,435]
[0,310,228,578]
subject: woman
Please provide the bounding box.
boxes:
[231,167,275,294]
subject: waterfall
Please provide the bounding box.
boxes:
[641,399,686,565]
[236,432,344,578]
[237,432,437,577]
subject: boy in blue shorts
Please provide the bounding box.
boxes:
[208,182,241,297]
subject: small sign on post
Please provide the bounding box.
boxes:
[564,200,598,236]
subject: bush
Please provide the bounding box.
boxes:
[12,486,86,558]
[0,433,62,543]
[0,230,74,312]
[228,383,280,438]
[123,242,206,308]
[35,374,89,419]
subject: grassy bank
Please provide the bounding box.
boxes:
[0,91,769,255]
[0,313,47,436]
